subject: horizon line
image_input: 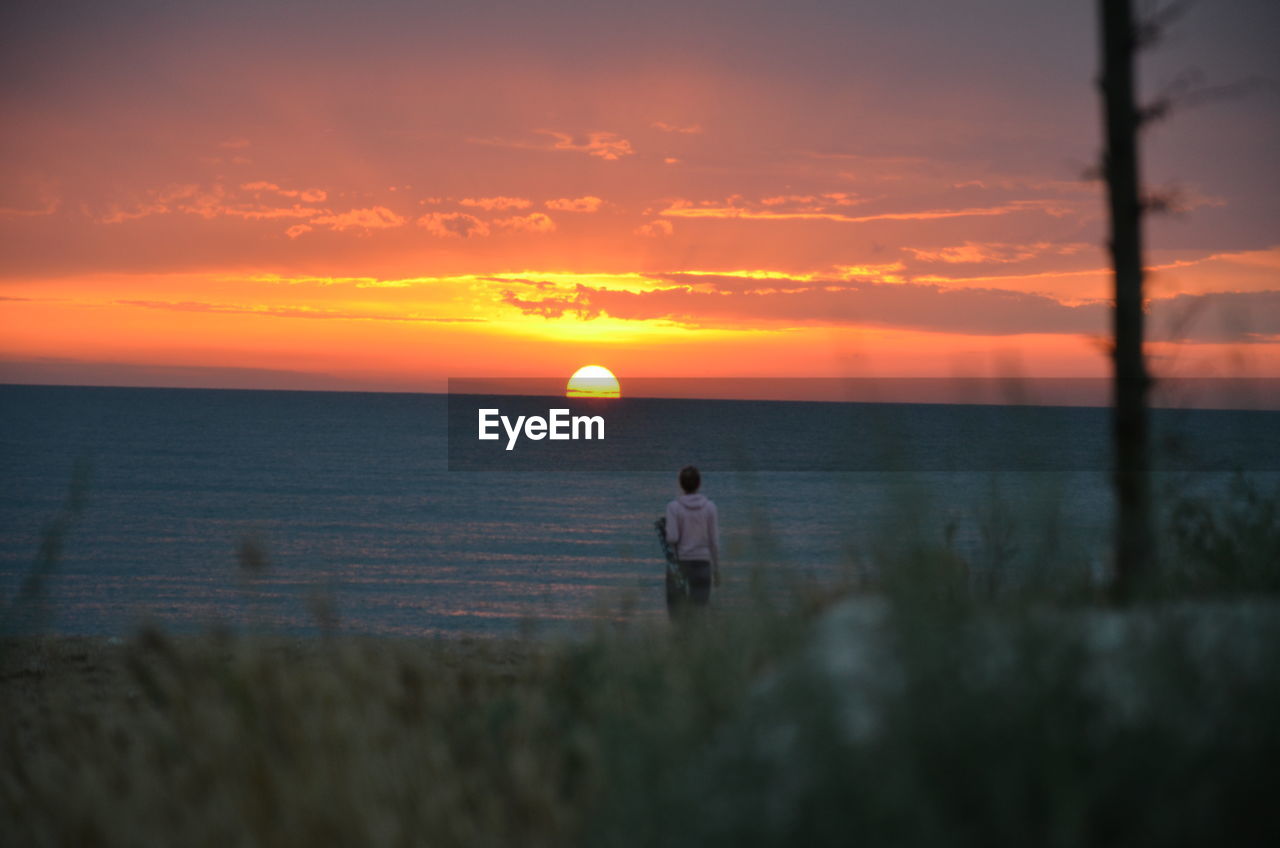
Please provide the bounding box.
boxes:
[5,377,1278,412]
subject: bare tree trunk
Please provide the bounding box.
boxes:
[1100,0,1153,602]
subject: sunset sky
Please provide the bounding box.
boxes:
[2,0,1277,392]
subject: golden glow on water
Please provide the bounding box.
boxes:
[566,365,621,398]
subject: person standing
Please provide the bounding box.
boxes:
[664,465,720,617]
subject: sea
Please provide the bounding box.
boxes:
[2,384,1276,638]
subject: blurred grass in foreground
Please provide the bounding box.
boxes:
[4,595,1279,845]
[2,472,1279,846]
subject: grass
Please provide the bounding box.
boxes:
[4,586,1280,846]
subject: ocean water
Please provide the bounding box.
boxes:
[1,385,1273,638]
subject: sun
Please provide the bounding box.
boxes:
[566,364,621,398]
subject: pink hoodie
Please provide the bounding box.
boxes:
[665,492,720,566]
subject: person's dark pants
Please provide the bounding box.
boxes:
[667,559,712,619]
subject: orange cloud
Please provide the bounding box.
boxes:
[545,196,603,212]
[759,192,862,208]
[116,299,482,323]
[0,180,61,219]
[308,206,405,232]
[459,196,532,210]
[835,263,907,283]
[540,130,634,160]
[101,202,170,224]
[760,195,815,206]
[101,182,324,224]
[906,241,1089,264]
[1149,247,1280,295]
[495,212,556,233]
[0,201,60,218]
[417,211,491,238]
[652,121,702,134]
[225,204,322,221]
[635,219,674,238]
[660,197,1064,224]
[241,181,327,203]
[469,130,635,160]
[494,273,1280,342]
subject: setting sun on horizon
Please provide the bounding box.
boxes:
[566,365,621,398]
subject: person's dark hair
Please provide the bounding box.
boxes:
[679,465,701,494]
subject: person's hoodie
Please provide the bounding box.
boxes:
[665,492,719,566]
